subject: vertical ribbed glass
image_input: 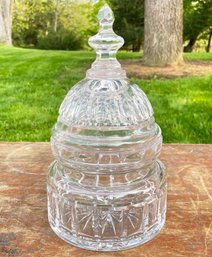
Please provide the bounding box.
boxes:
[47,4,167,251]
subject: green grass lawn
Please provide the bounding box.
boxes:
[0,46,211,143]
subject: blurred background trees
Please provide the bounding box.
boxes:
[12,0,96,50]
[110,0,144,52]
[0,0,211,52]
[183,0,212,52]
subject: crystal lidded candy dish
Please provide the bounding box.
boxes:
[47,4,167,251]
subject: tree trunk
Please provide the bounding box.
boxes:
[184,37,197,52]
[54,0,59,33]
[132,40,142,52]
[0,0,12,45]
[206,31,212,53]
[144,0,183,66]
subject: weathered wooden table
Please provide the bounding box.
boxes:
[0,143,211,257]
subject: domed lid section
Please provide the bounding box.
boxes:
[58,5,153,129]
[59,79,153,128]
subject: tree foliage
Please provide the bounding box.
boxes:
[12,0,96,49]
[11,0,212,51]
[12,0,54,46]
[183,0,212,52]
[109,0,144,51]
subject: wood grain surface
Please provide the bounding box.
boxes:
[0,143,211,257]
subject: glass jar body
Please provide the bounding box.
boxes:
[47,78,167,251]
[47,161,166,251]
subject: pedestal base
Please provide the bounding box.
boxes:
[49,217,166,251]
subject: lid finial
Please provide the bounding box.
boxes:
[87,4,126,79]
[88,4,124,58]
[98,4,114,28]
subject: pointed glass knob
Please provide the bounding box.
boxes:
[98,4,114,27]
[88,4,124,58]
[87,4,126,79]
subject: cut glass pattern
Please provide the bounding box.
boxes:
[47,4,167,251]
